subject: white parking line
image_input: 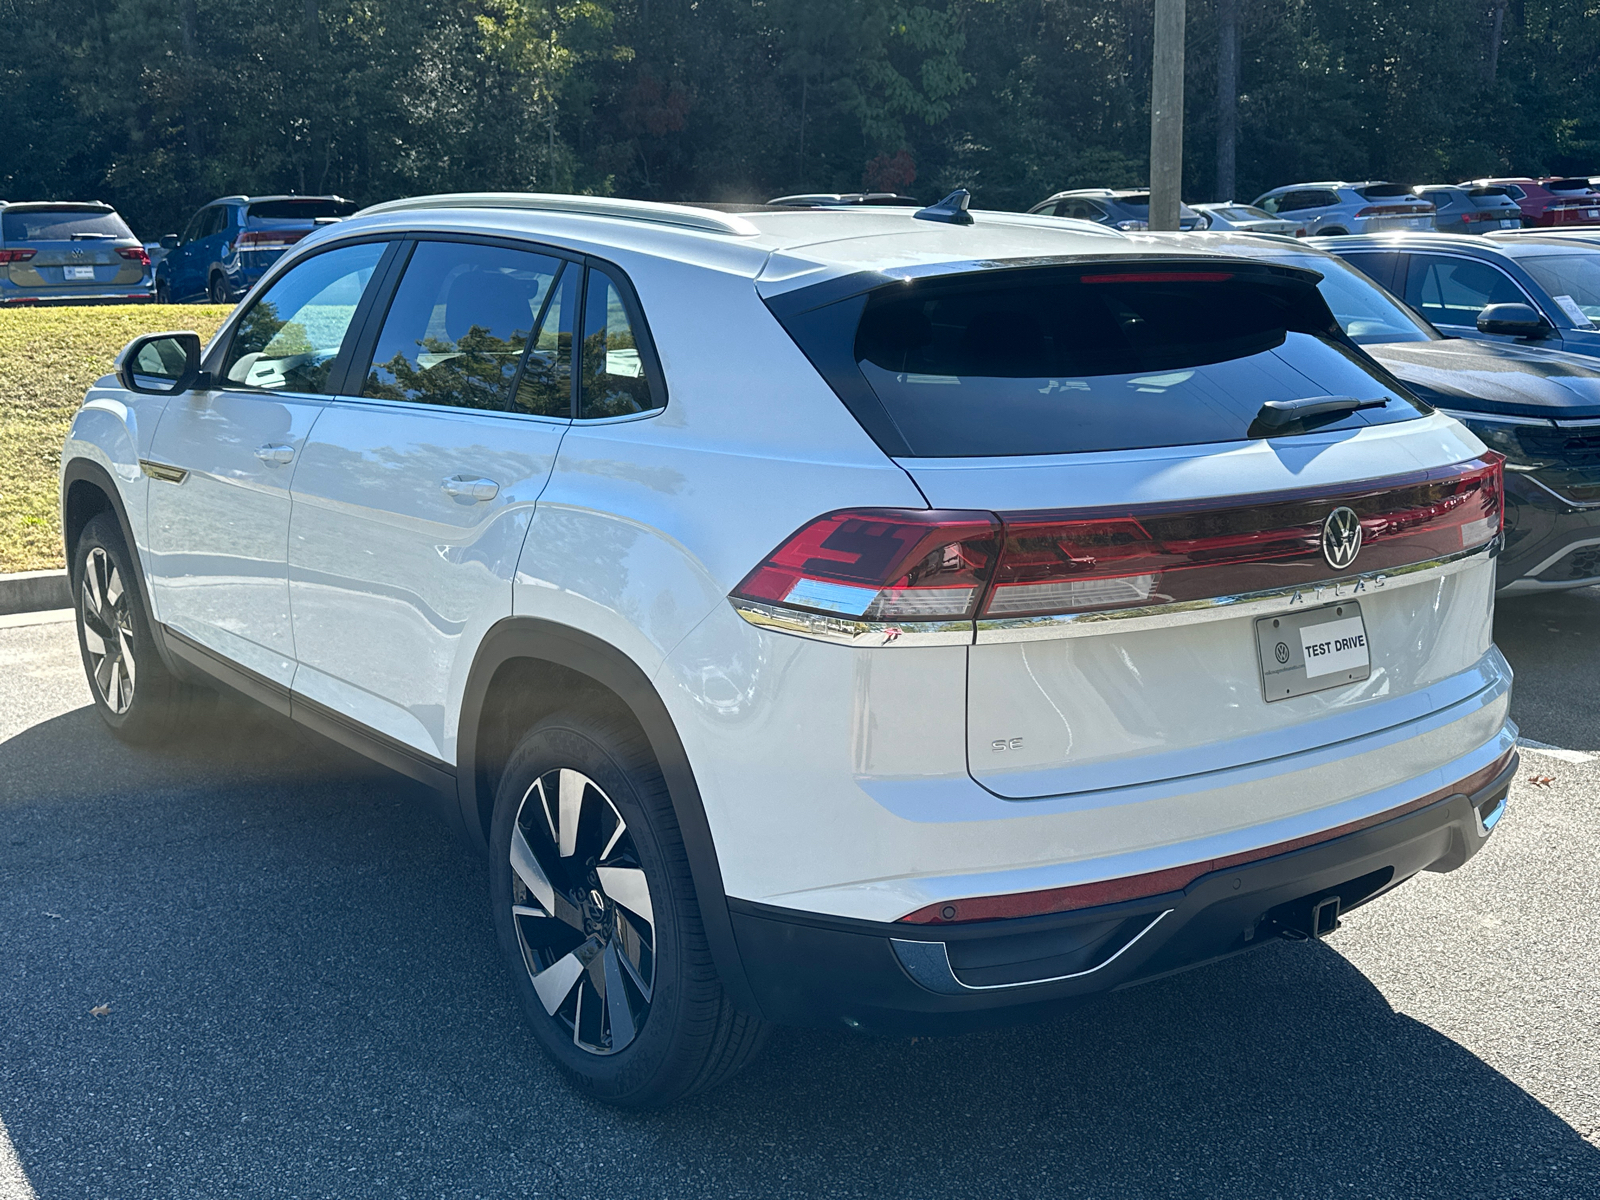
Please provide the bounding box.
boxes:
[0,1113,39,1200]
[0,608,73,630]
[1519,738,1597,765]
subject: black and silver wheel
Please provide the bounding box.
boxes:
[73,514,206,744]
[508,766,656,1054]
[80,543,136,715]
[489,713,768,1106]
[207,274,231,305]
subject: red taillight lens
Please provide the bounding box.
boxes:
[237,229,309,251]
[978,456,1503,619]
[736,459,1503,626]
[117,246,151,266]
[0,249,37,263]
[732,510,1001,621]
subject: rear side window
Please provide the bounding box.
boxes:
[247,199,359,222]
[1,208,133,241]
[363,241,562,412]
[579,268,661,419]
[775,266,1426,458]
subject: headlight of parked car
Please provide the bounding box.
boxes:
[1450,412,1557,471]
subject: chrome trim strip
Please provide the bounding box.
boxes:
[732,542,1496,647]
[728,599,974,647]
[890,909,1172,994]
[138,459,188,485]
[1515,472,1600,511]
[975,541,1494,644]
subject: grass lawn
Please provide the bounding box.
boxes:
[0,304,231,572]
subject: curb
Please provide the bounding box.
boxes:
[0,569,72,617]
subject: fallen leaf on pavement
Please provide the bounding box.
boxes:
[90,1004,110,1017]
[1528,775,1556,788]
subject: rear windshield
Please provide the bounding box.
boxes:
[1356,184,1410,200]
[1267,253,1435,345]
[1548,180,1595,193]
[1,208,134,241]
[776,266,1426,458]
[246,199,358,222]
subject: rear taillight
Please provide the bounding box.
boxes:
[237,229,309,251]
[1355,204,1434,217]
[117,246,151,266]
[731,510,1001,621]
[735,458,1503,627]
[0,249,37,263]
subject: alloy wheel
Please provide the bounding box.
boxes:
[508,768,656,1055]
[81,547,136,715]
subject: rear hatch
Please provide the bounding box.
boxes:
[1465,187,1524,229]
[764,259,1502,800]
[0,205,147,292]
[1354,183,1436,229]
[238,197,358,265]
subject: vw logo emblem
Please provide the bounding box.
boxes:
[1322,506,1362,570]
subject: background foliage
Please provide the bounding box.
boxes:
[1,0,1596,237]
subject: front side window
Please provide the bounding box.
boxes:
[579,268,659,419]
[1515,253,1600,327]
[363,241,562,412]
[220,241,387,393]
[1403,255,1526,326]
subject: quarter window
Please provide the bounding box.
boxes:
[1402,255,1526,326]
[579,268,660,419]
[363,241,562,412]
[220,240,387,394]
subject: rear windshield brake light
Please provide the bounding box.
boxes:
[1078,271,1235,284]
[237,229,311,250]
[732,457,1504,624]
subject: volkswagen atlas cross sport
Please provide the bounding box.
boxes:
[61,191,1517,1108]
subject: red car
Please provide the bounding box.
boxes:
[1464,177,1600,227]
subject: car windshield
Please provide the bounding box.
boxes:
[827,267,1423,457]
[1515,253,1600,326]
[1267,252,1435,344]
[1,208,134,241]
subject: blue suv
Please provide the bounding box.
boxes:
[154,195,357,304]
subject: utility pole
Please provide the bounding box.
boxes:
[1149,0,1186,230]
[1215,0,1237,202]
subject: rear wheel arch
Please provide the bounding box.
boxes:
[1322,226,1349,236]
[458,618,759,1015]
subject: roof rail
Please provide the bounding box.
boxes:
[354,192,761,237]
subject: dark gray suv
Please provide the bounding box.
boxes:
[1028,188,1208,231]
[0,202,153,306]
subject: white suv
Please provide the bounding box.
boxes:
[61,192,1517,1107]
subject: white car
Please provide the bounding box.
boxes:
[61,191,1517,1108]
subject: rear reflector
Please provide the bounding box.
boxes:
[734,457,1503,625]
[899,745,1518,924]
[0,249,37,263]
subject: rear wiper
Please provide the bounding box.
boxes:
[70,233,116,240]
[1253,395,1388,430]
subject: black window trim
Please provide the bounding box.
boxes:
[252,230,669,423]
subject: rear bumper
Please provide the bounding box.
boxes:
[729,749,1515,1033]
[0,291,153,305]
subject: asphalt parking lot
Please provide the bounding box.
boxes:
[2,592,1598,1200]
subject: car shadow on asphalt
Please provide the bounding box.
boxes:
[1495,585,1600,752]
[1,704,1596,1199]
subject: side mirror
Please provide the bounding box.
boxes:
[160,234,180,249]
[115,331,206,395]
[1477,302,1549,338]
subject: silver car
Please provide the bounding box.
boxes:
[0,202,153,305]
[1413,184,1524,235]
[1191,202,1303,235]
[1251,182,1436,236]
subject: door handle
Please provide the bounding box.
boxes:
[255,443,296,466]
[442,475,500,502]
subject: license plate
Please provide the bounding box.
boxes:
[64,265,95,280]
[1254,602,1371,702]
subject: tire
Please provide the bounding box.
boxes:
[1322,227,1348,236]
[207,274,232,305]
[73,514,207,744]
[488,710,769,1107]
